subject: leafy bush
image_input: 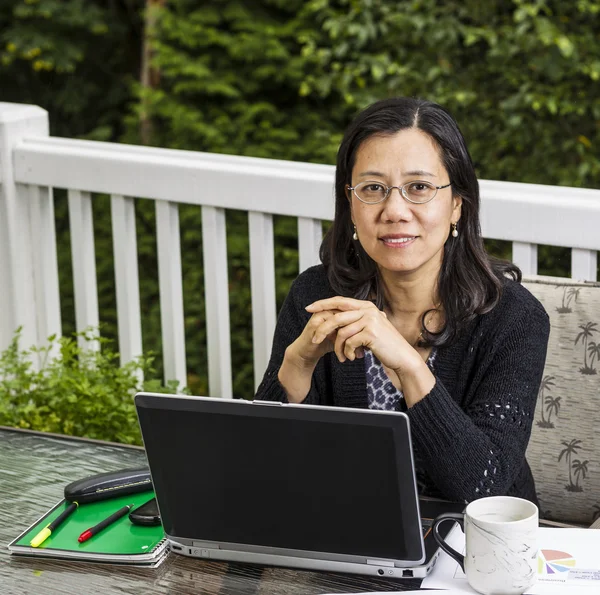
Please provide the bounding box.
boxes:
[0,328,184,445]
[0,0,141,140]
[3,0,598,403]
[118,0,598,397]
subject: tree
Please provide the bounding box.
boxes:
[536,375,555,427]
[124,0,344,162]
[558,439,583,491]
[544,395,561,427]
[575,322,598,374]
[129,1,600,189]
[0,1,152,388]
[140,0,166,144]
[3,0,600,404]
[587,341,600,371]
[122,0,600,395]
[556,287,580,314]
[294,0,600,188]
[0,0,143,139]
[571,459,589,491]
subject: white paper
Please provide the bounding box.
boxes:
[422,526,600,594]
[320,591,454,595]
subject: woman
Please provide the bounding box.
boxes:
[255,97,549,505]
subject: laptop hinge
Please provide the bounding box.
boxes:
[366,559,394,567]
[253,400,283,406]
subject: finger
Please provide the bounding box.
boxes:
[306,296,373,313]
[306,311,340,344]
[306,310,337,330]
[333,320,368,362]
[312,310,364,344]
[343,330,374,361]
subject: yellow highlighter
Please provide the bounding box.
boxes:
[30,501,79,548]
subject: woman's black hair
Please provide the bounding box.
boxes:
[320,97,520,346]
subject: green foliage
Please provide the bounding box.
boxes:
[121,0,599,398]
[297,0,600,186]
[129,0,600,187]
[2,0,599,423]
[0,328,184,445]
[0,0,142,139]
[123,0,343,162]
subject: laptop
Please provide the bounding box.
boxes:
[134,393,460,578]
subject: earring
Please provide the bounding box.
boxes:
[452,222,458,238]
[353,225,358,241]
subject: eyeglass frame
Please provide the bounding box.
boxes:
[346,180,452,205]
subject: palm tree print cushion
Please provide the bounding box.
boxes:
[523,276,600,526]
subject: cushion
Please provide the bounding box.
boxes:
[523,276,600,526]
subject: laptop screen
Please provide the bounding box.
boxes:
[136,395,424,562]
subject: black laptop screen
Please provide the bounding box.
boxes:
[136,396,424,561]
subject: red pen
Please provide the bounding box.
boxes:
[78,504,134,543]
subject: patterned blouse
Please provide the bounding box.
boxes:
[365,348,437,412]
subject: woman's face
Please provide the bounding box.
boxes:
[349,128,462,279]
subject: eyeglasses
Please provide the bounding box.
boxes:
[346,180,452,205]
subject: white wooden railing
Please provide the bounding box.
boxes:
[1,103,599,396]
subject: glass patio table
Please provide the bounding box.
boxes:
[1,426,424,595]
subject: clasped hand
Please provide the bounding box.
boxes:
[292,296,418,374]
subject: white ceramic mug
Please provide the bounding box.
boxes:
[432,496,538,595]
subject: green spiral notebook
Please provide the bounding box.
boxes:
[8,492,168,566]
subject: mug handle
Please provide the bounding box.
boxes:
[432,512,465,572]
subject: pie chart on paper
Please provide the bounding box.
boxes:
[538,549,576,575]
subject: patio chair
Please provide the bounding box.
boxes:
[523,276,600,528]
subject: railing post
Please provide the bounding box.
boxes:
[571,248,598,282]
[0,103,59,355]
[512,242,538,276]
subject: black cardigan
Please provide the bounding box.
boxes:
[255,265,550,504]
